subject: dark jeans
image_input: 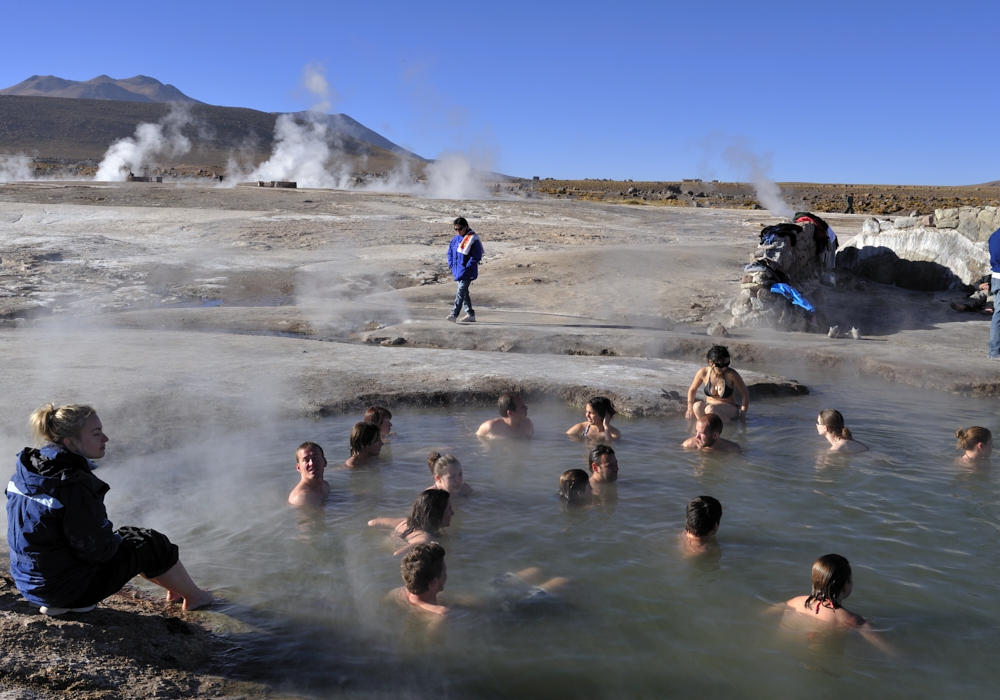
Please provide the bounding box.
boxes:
[452,279,474,317]
[67,526,179,608]
[990,278,1000,358]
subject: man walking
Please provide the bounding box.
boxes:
[446,217,483,323]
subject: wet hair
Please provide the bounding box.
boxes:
[497,393,521,417]
[427,452,461,477]
[587,396,616,420]
[401,542,446,595]
[588,443,616,468]
[700,413,724,435]
[453,216,469,229]
[349,422,381,457]
[804,554,852,612]
[559,469,591,503]
[685,496,722,537]
[296,441,325,460]
[956,426,992,451]
[29,403,96,447]
[401,489,451,539]
[706,345,731,367]
[363,406,392,428]
[818,409,853,441]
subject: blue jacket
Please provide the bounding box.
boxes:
[6,445,120,607]
[447,231,483,282]
[990,227,1000,274]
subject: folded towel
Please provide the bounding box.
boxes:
[457,233,480,256]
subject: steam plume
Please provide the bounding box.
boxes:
[95,104,193,181]
[0,154,32,182]
[722,137,793,218]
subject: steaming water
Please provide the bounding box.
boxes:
[13,368,1000,697]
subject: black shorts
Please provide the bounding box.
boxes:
[67,526,179,608]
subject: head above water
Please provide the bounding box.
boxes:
[296,441,325,460]
[363,406,392,436]
[497,393,527,420]
[956,426,992,453]
[805,554,853,610]
[559,469,592,503]
[695,414,724,446]
[586,396,616,421]
[817,409,853,441]
[401,542,446,595]
[588,444,618,482]
[349,422,382,457]
[427,452,464,493]
[706,345,731,368]
[685,496,723,537]
[402,489,452,538]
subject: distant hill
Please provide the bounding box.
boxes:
[0,95,425,174]
[297,112,425,162]
[0,75,202,104]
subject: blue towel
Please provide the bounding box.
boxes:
[770,283,815,313]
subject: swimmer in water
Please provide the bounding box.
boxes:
[682,414,741,453]
[816,409,868,453]
[685,345,749,423]
[679,496,722,557]
[476,393,534,439]
[428,452,473,496]
[566,396,621,441]
[363,406,393,439]
[368,488,453,556]
[393,542,450,616]
[558,469,593,505]
[288,441,330,507]
[587,444,619,485]
[345,422,384,468]
[781,554,894,650]
[955,426,993,465]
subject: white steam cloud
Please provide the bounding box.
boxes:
[0,154,32,182]
[299,62,335,114]
[246,114,351,189]
[721,137,793,218]
[95,104,193,181]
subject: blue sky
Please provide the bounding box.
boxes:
[3,0,997,184]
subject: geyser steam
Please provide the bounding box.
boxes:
[95,104,193,181]
[0,154,32,182]
[722,138,793,218]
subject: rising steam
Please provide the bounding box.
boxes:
[722,137,793,218]
[95,104,193,181]
[0,154,32,182]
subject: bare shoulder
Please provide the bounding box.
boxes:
[682,437,698,450]
[722,439,742,453]
[837,607,867,627]
[288,488,322,507]
[785,596,808,610]
[476,419,497,437]
[567,422,586,435]
[522,417,535,437]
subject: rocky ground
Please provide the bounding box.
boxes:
[0,180,998,696]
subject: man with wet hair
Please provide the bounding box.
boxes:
[288,442,330,507]
[476,393,534,439]
[588,444,618,484]
[681,495,722,557]
[396,542,449,616]
[682,414,741,453]
[446,216,483,323]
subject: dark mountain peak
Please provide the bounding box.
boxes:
[0,75,203,104]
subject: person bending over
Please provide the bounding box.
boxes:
[428,452,473,497]
[6,404,213,616]
[346,422,384,468]
[956,426,992,465]
[368,488,453,556]
[815,409,868,453]
[288,441,330,507]
[683,415,741,453]
[685,345,749,423]
[566,396,621,441]
[559,469,593,505]
[476,393,534,439]
[680,496,722,557]
[363,406,393,439]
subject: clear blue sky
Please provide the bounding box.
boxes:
[4,0,997,184]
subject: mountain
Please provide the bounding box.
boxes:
[0,94,424,175]
[297,112,425,162]
[0,75,203,103]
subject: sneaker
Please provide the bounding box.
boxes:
[460,314,476,323]
[446,315,457,323]
[39,604,97,616]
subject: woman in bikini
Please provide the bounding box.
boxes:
[685,346,749,423]
[816,409,868,453]
[566,396,621,440]
[368,489,453,556]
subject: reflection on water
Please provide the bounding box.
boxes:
[9,368,1000,697]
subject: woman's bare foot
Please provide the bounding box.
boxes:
[181,588,216,611]
[166,591,182,604]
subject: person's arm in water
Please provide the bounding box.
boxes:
[393,531,433,557]
[368,517,406,529]
[522,417,535,438]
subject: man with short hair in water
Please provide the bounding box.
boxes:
[288,442,330,507]
[476,393,534,439]
[682,415,741,453]
[680,496,722,557]
[588,444,619,485]
[394,542,449,616]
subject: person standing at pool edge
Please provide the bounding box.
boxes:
[446,217,483,323]
[988,227,1000,358]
